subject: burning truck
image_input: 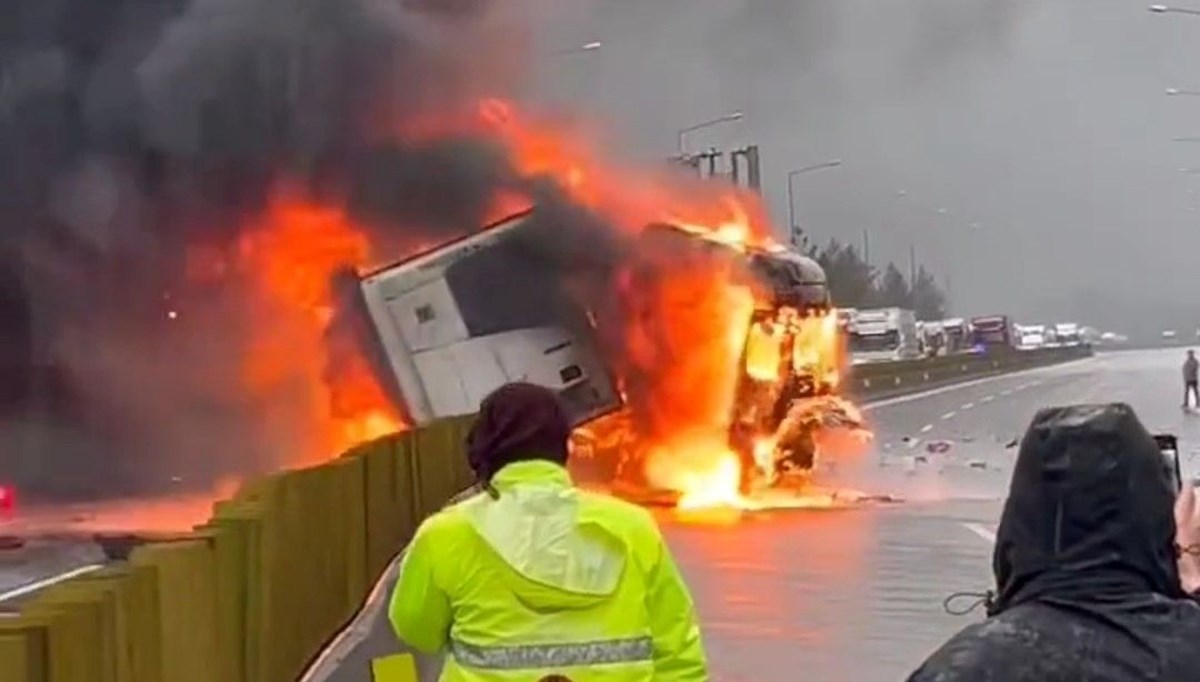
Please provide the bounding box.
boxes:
[354,208,865,502]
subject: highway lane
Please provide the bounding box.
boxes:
[295,350,1199,680]
[0,492,216,609]
[0,538,105,609]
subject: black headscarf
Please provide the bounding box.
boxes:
[991,403,1184,616]
[465,382,571,488]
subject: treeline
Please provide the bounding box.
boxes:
[805,239,948,321]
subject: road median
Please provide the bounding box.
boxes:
[850,346,1093,402]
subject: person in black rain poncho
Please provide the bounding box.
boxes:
[907,403,1200,682]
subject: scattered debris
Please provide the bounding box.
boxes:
[926,440,953,455]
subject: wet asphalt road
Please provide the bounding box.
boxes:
[9,350,1179,680]
[667,348,1199,681]
[314,349,1196,682]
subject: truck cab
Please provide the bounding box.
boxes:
[1017,324,1046,350]
[969,315,1016,353]
[1054,322,1082,347]
[940,318,969,354]
[848,308,921,364]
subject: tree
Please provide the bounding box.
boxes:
[875,263,911,308]
[814,240,876,308]
[910,265,947,321]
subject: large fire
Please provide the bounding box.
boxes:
[193,97,870,507]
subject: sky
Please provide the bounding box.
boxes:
[526,0,1200,339]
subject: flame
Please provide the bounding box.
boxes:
[192,193,405,467]
[181,96,869,504]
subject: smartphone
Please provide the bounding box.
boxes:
[1154,433,1182,493]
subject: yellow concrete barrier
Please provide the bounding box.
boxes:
[372,653,419,682]
[0,416,476,682]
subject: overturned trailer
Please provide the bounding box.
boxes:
[355,209,852,494]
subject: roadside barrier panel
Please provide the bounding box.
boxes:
[0,414,479,682]
[0,624,46,682]
[372,653,419,681]
[130,539,221,682]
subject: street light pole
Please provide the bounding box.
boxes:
[677,112,744,153]
[786,159,843,246]
[1167,88,1200,96]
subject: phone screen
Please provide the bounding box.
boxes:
[1154,433,1181,492]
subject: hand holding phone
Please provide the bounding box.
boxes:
[1155,434,1182,493]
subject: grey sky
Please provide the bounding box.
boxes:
[528,0,1200,337]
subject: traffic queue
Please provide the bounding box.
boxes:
[841,307,1104,366]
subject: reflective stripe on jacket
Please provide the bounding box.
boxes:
[388,460,708,682]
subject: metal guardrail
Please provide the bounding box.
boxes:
[850,346,1094,401]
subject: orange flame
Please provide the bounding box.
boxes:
[187,97,868,503]
[194,194,405,467]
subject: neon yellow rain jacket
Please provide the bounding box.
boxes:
[389,460,708,681]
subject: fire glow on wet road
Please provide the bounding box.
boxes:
[279,350,1179,682]
[655,350,1184,681]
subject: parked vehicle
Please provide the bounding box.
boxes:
[1016,324,1046,350]
[940,318,970,354]
[969,315,1017,352]
[849,308,922,364]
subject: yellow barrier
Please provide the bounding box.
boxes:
[372,653,419,681]
[0,415,477,682]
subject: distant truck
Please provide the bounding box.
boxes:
[848,308,922,364]
[918,320,944,357]
[969,315,1017,352]
[1054,322,1082,347]
[940,318,970,355]
[1016,324,1046,350]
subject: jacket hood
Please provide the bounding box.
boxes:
[461,460,627,611]
[991,403,1183,615]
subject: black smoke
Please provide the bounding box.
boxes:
[0,0,616,501]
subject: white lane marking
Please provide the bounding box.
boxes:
[861,357,1094,412]
[941,411,956,420]
[962,523,997,544]
[980,395,995,403]
[920,424,934,433]
[999,389,1012,397]
[0,564,105,603]
[961,402,975,410]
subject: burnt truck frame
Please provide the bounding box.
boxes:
[356,210,837,488]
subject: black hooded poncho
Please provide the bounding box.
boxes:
[907,403,1200,682]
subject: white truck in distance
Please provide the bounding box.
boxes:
[1017,324,1046,350]
[940,318,970,355]
[848,308,921,364]
[1054,322,1082,347]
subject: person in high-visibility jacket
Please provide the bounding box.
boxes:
[389,382,709,681]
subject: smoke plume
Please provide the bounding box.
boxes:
[0,0,623,500]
